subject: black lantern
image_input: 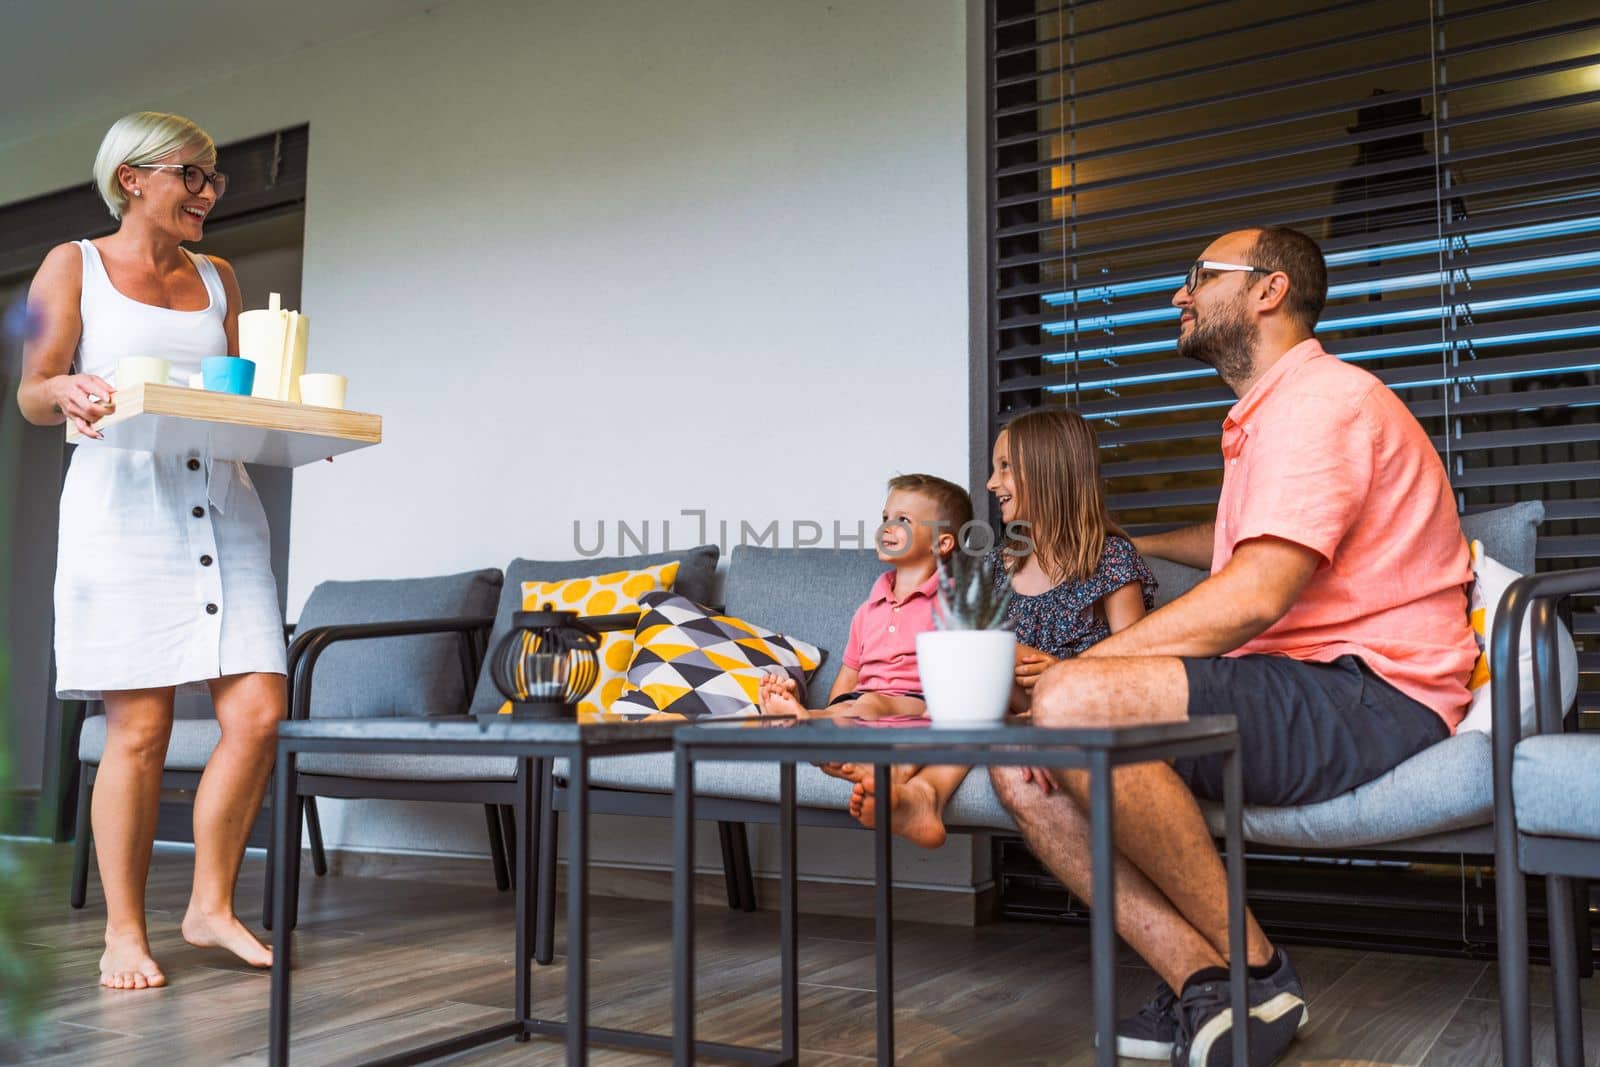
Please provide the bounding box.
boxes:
[488,607,602,720]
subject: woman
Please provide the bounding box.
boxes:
[16,112,285,989]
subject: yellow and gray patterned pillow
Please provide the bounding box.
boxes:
[612,590,824,720]
[496,561,679,722]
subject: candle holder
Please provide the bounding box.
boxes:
[487,606,601,720]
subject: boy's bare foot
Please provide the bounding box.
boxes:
[181,906,273,969]
[100,929,167,990]
[758,673,808,719]
[850,771,948,849]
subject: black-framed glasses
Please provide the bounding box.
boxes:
[1185,259,1266,294]
[134,163,228,197]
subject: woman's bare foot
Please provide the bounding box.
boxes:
[850,771,948,849]
[181,906,273,969]
[100,929,167,990]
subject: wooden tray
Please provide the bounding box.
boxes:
[66,382,382,468]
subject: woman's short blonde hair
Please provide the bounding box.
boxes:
[93,112,216,219]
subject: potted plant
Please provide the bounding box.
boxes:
[916,550,1015,727]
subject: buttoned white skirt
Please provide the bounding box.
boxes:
[54,446,287,700]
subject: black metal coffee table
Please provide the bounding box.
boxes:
[267,716,785,1067]
[670,716,1246,1067]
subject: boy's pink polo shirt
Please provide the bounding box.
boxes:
[843,569,941,695]
[1213,338,1477,729]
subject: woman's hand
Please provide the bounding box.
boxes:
[49,373,115,439]
[1013,645,1060,691]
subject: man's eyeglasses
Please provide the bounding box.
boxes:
[134,163,228,197]
[1185,260,1266,294]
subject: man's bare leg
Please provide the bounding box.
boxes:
[1027,657,1273,976]
[95,687,175,990]
[990,764,1227,989]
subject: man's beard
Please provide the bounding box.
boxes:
[1178,298,1257,390]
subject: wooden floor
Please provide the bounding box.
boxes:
[8,843,1597,1066]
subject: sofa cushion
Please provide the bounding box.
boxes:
[1514,734,1600,840]
[467,545,719,719]
[1461,500,1543,577]
[295,568,503,720]
[1198,730,1492,848]
[566,729,1494,848]
[79,715,219,771]
[722,547,887,706]
[500,561,682,720]
[296,752,517,781]
[1146,556,1205,608]
[612,591,825,719]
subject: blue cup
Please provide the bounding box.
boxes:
[201,356,255,396]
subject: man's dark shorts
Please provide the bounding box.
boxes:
[1174,654,1450,808]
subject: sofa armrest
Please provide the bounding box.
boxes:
[287,615,496,722]
[1490,566,1600,845]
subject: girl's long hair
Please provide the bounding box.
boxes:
[1002,408,1125,583]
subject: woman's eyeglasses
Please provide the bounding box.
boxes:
[1185,260,1266,294]
[134,163,228,197]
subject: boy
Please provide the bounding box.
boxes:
[758,473,972,719]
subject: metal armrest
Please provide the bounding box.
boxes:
[287,615,496,721]
[1490,566,1600,841]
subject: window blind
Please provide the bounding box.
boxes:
[985,0,1600,717]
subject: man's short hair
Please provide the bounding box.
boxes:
[887,473,974,532]
[1248,226,1328,331]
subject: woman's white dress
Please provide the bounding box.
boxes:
[53,239,286,699]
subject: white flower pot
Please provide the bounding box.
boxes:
[916,629,1017,728]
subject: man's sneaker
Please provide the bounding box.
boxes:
[1171,949,1309,1067]
[1115,983,1181,1060]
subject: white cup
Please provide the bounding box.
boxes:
[187,372,205,389]
[117,357,170,389]
[298,373,348,409]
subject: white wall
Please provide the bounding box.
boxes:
[1,0,977,889]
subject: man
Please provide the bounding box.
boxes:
[992,226,1477,1066]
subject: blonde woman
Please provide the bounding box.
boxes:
[15,112,284,989]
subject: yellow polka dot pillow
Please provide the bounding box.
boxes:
[495,561,680,722]
[1455,540,1577,735]
[612,590,824,720]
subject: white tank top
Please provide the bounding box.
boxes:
[74,239,228,384]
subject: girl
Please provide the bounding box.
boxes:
[844,408,1156,847]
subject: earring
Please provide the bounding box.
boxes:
[133,189,142,198]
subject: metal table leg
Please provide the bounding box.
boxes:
[1089,750,1116,1067]
[673,746,696,1065]
[514,757,535,1040]
[568,755,590,1067]
[874,761,894,1067]
[780,761,799,1060]
[269,746,296,1067]
[1224,741,1249,1066]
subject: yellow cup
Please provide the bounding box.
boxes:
[298,373,348,409]
[117,357,170,389]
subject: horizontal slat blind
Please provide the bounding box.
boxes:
[986,0,1599,716]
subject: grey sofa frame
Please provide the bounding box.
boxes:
[277,614,757,942]
[1494,566,1600,1067]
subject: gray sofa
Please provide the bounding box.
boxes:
[554,500,1548,865]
